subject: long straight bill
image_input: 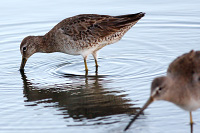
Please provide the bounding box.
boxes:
[20,58,27,71]
[124,97,153,131]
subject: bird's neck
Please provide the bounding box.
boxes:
[34,36,46,52]
[35,36,58,53]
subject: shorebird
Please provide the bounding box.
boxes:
[124,50,200,131]
[20,12,145,72]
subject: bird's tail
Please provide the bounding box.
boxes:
[113,12,145,28]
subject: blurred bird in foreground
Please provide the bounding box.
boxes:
[125,50,200,131]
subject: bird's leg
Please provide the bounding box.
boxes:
[190,111,194,124]
[84,56,88,72]
[190,121,193,133]
[92,52,98,72]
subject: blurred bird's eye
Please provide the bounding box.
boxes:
[158,87,162,91]
[23,47,27,52]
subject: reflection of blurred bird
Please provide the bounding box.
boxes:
[125,50,200,131]
[20,12,145,72]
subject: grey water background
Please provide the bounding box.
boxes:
[1,0,200,133]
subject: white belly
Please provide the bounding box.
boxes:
[179,98,200,111]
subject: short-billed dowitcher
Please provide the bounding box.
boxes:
[124,50,200,131]
[20,12,145,72]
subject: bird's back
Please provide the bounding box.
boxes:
[46,13,145,46]
[167,50,200,83]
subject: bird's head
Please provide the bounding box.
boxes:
[124,76,169,131]
[20,36,37,71]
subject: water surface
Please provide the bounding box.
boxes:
[0,0,200,133]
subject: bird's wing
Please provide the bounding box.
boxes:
[52,13,144,42]
[167,50,200,82]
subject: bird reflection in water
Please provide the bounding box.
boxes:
[20,71,140,126]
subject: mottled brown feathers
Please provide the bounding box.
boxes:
[47,13,145,42]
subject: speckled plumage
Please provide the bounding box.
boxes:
[20,12,145,71]
[125,50,200,131]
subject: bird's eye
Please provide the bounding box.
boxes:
[158,87,162,91]
[23,47,27,52]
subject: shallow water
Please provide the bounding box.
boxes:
[1,0,200,133]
